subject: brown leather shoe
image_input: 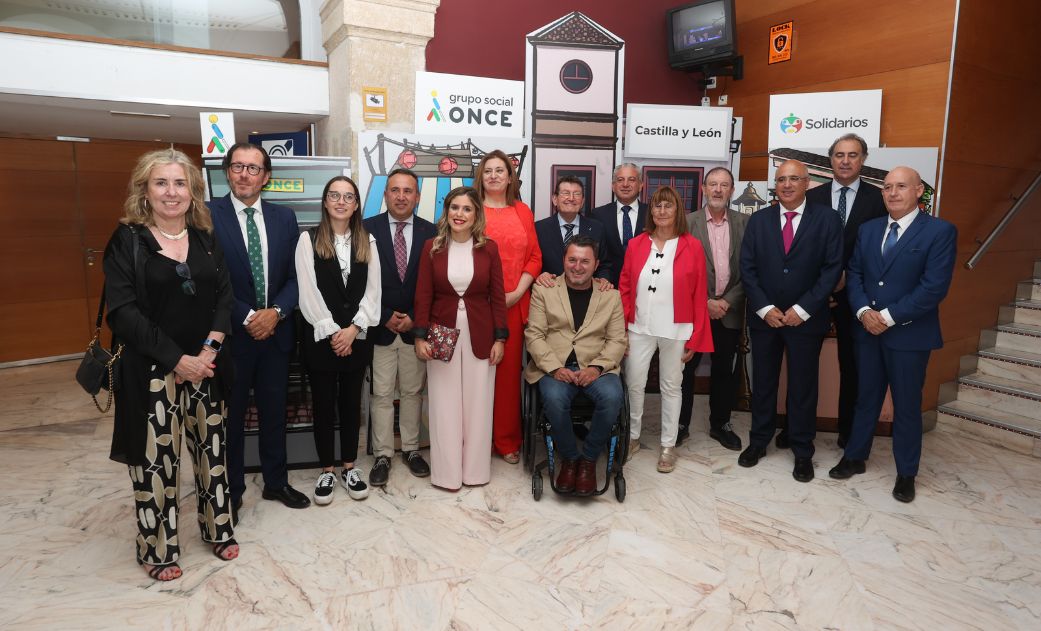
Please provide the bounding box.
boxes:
[555,459,577,493]
[575,458,597,496]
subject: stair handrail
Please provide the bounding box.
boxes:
[965,169,1041,270]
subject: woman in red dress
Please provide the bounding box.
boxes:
[473,150,542,463]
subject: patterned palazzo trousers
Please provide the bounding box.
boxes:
[129,366,235,566]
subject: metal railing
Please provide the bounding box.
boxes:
[965,170,1041,270]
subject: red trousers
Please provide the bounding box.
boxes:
[492,304,524,455]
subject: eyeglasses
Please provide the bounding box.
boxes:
[325,191,358,203]
[175,262,196,296]
[774,176,807,184]
[556,191,583,199]
[229,163,263,175]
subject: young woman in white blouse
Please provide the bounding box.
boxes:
[618,186,713,473]
[295,176,382,504]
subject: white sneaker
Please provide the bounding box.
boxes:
[341,467,369,500]
[313,471,336,505]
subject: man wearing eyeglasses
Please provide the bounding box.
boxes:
[737,159,843,483]
[592,164,647,286]
[535,176,612,288]
[362,168,437,486]
[211,142,310,515]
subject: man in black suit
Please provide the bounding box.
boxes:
[806,134,886,449]
[737,159,843,482]
[534,176,611,288]
[211,142,310,511]
[591,164,647,286]
[362,168,437,487]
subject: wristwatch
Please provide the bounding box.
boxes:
[272,305,286,320]
[202,338,222,353]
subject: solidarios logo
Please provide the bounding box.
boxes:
[779,113,803,134]
[779,112,870,133]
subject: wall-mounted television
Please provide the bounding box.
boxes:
[666,0,737,70]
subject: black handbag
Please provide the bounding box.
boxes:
[76,287,123,412]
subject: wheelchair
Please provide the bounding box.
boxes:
[521,376,630,502]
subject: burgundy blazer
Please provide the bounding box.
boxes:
[412,238,509,359]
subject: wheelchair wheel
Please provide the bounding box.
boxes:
[532,473,543,501]
[614,474,626,503]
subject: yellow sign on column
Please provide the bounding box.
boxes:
[363,87,388,122]
[769,22,793,65]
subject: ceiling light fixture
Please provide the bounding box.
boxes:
[109,111,172,119]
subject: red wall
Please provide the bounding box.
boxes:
[425,2,706,107]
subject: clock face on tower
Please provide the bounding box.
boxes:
[559,59,593,94]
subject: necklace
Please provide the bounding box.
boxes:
[157,226,188,240]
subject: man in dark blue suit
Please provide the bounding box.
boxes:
[211,142,310,511]
[534,176,611,288]
[591,164,647,287]
[362,168,437,486]
[828,166,957,503]
[738,159,843,482]
[805,134,887,448]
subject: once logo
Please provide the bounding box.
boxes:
[427,90,444,123]
[779,113,803,134]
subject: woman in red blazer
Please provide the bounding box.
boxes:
[619,186,713,473]
[413,186,508,490]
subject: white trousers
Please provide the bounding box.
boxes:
[370,336,426,458]
[626,330,687,447]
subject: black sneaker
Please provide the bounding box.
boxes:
[370,456,391,487]
[313,471,336,505]
[403,450,431,477]
[341,467,369,500]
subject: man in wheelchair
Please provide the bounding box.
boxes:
[524,236,627,495]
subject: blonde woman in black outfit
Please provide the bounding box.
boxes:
[103,148,237,581]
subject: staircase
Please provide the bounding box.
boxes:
[938,261,1041,457]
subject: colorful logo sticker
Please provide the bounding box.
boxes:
[206,114,226,153]
[426,90,443,123]
[779,113,803,134]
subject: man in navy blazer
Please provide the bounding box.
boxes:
[738,160,843,482]
[591,164,647,286]
[534,176,611,287]
[828,166,956,503]
[806,134,887,448]
[211,142,310,512]
[362,168,437,486]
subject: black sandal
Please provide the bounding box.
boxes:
[138,559,182,581]
[212,538,238,561]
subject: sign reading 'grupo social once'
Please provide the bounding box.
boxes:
[414,71,525,138]
[624,104,732,161]
[768,89,882,150]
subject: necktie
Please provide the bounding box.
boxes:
[244,208,265,307]
[882,221,900,260]
[837,186,849,225]
[563,223,575,244]
[394,221,408,282]
[621,205,633,246]
[782,211,797,254]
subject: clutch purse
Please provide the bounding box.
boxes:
[426,322,460,362]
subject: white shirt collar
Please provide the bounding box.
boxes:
[231,195,263,214]
[889,210,920,233]
[390,213,413,226]
[557,213,580,228]
[616,200,638,213]
[779,198,807,216]
[832,178,861,194]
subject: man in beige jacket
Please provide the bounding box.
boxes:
[525,235,627,496]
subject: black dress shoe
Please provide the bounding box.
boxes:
[709,424,742,451]
[403,451,431,477]
[675,425,690,446]
[775,429,789,449]
[262,484,311,509]
[837,434,849,449]
[892,475,916,503]
[738,445,767,468]
[793,457,815,483]
[828,457,866,480]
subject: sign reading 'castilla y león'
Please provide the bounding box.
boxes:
[414,71,525,139]
[624,103,732,161]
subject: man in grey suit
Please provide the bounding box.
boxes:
[678,166,748,450]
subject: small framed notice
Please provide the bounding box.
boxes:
[769,22,793,64]
[362,87,388,123]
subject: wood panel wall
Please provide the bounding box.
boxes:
[928,0,1041,407]
[708,0,957,181]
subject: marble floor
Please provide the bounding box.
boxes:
[2,361,1041,630]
